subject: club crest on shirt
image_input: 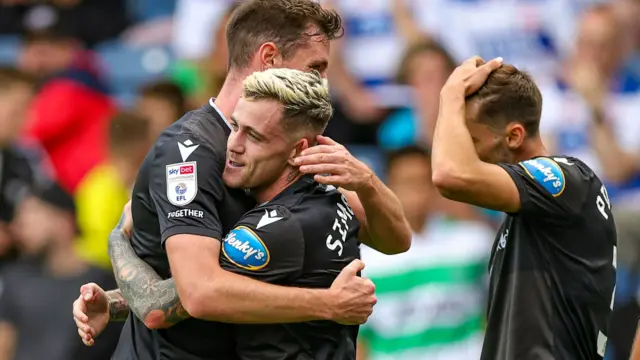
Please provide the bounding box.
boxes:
[519,157,565,197]
[166,161,198,206]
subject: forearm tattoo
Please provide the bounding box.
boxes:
[107,214,190,327]
[107,290,130,321]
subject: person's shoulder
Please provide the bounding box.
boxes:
[516,156,595,198]
[154,107,228,160]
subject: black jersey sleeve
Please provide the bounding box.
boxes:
[149,135,226,245]
[498,157,590,222]
[219,206,305,283]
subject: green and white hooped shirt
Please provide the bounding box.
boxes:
[360,218,494,360]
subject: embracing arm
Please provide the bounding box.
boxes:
[165,234,369,324]
[340,177,412,254]
[108,216,190,329]
[431,84,521,213]
[294,135,411,254]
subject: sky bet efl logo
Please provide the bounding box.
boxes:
[168,165,194,176]
[166,162,197,206]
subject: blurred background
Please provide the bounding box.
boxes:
[0,0,638,359]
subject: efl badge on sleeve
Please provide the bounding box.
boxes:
[166,161,198,206]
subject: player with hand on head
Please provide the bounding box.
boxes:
[72,1,411,359]
[431,56,617,360]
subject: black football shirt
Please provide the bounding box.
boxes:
[112,99,253,360]
[482,156,617,360]
[219,176,361,360]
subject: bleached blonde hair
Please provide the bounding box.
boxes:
[242,68,333,134]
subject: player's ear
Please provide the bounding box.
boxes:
[257,42,281,69]
[506,122,525,149]
[288,138,309,166]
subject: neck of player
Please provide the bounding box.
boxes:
[214,70,250,119]
[252,167,303,204]
[514,136,549,163]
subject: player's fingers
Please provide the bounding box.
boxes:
[74,316,94,336]
[343,259,366,275]
[316,135,340,146]
[73,315,88,329]
[77,328,93,346]
[313,175,347,187]
[80,283,98,299]
[295,153,344,167]
[298,145,340,157]
[462,55,484,67]
[299,164,345,176]
[479,57,503,75]
[73,299,89,322]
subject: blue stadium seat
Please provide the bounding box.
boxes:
[96,41,174,96]
[346,145,386,182]
[0,35,21,66]
[128,0,176,21]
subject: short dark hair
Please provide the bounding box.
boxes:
[466,64,543,137]
[108,111,150,156]
[226,0,343,69]
[0,67,36,92]
[396,40,456,84]
[385,144,431,172]
[138,80,187,118]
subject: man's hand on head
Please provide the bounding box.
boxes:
[294,135,374,192]
[441,56,504,98]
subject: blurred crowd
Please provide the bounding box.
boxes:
[0,0,639,359]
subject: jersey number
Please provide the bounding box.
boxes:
[596,185,611,220]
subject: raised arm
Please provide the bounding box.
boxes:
[430,57,523,213]
[295,135,412,254]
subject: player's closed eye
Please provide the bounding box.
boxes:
[248,132,262,142]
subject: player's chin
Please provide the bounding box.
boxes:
[222,171,246,189]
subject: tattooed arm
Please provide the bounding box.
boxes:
[106,289,130,321]
[107,220,191,329]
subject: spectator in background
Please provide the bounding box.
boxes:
[0,0,129,47]
[358,146,493,360]
[135,80,187,141]
[392,0,580,82]
[321,0,389,145]
[74,111,150,270]
[0,67,48,271]
[0,185,121,360]
[377,40,455,150]
[378,41,487,223]
[19,27,115,194]
[171,2,238,107]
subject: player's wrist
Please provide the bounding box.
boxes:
[313,289,337,321]
[354,170,377,197]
